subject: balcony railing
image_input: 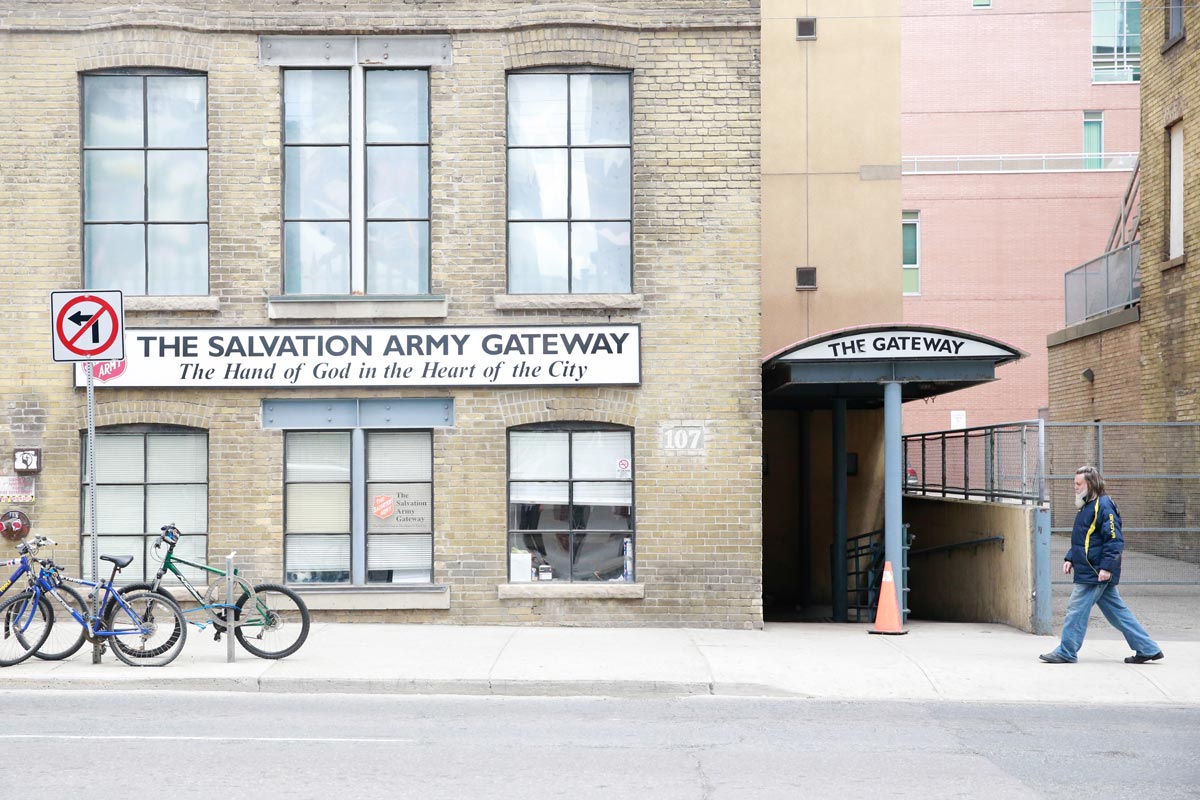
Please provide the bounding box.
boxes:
[1063,240,1140,326]
[902,152,1138,175]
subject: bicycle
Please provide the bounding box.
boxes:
[0,540,188,667]
[0,533,89,661]
[118,524,310,660]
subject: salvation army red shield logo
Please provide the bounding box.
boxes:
[92,360,127,383]
[372,495,395,520]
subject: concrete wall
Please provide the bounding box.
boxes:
[904,496,1049,633]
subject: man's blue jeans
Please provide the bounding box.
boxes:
[1053,581,1159,661]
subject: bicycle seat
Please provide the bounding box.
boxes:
[100,554,134,569]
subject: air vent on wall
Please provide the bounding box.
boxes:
[796,18,817,40]
[796,267,817,290]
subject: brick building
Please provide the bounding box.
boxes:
[1048,0,1196,425]
[0,2,763,626]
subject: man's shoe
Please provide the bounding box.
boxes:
[1124,651,1164,664]
[1039,652,1073,663]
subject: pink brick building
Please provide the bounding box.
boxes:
[902,0,1140,432]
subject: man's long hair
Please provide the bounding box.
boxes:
[1075,465,1106,498]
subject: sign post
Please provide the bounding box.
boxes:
[51,291,125,665]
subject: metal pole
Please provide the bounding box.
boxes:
[1037,419,1047,505]
[226,552,237,663]
[832,399,848,623]
[883,382,903,616]
[86,361,101,665]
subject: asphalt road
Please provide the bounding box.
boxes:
[5,691,1198,799]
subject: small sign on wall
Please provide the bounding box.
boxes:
[950,410,967,430]
[0,476,35,503]
[661,423,707,455]
[14,449,41,474]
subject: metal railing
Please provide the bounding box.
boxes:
[904,421,1200,585]
[904,421,1045,504]
[902,152,1138,175]
[844,526,911,623]
[1063,240,1141,326]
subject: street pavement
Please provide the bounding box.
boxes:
[4,620,1197,705]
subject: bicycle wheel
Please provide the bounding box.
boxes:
[0,591,52,667]
[234,583,311,660]
[204,575,256,633]
[33,583,88,661]
[104,590,188,667]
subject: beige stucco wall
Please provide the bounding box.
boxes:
[904,496,1043,632]
[761,0,902,356]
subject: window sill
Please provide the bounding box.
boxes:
[268,295,448,320]
[295,585,450,610]
[493,293,643,312]
[124,296,221,313]
[162,584,451,610]
[1163,32,1186,55]
[1163,255,1187,271]
[497,582,645,600]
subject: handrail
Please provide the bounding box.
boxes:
[909,536,1004,558]
[903,152,1138,175]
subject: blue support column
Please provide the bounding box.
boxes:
[832,399,848,622]
[883,381,904,616]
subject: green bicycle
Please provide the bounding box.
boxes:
[119,524,310,660]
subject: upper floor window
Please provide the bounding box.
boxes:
[507,71,632,294]
[902,211,920,295]
[83,72,208,295]
[82,428,208,583]
[507,425,634,583]
[1092,0,1140,82]
[282,68,430,296]
[1169,121,1184,260]
[1169,0,1184,42]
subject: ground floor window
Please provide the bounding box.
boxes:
[507,424,634,582]
[81,427,208,583]
[285,430,433,585]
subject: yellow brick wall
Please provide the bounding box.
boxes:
[0,8,763,627]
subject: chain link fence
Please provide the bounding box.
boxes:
[904,421,1200,585]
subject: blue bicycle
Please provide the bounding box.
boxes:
[0,535,89,661]
[0,539,188,667]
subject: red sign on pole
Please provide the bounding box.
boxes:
[51,291,125,363]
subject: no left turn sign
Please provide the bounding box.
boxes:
[51,291,125,363]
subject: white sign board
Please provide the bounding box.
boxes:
[74,325,640,389]
[778,330,1014,362]
[51,291,125,363]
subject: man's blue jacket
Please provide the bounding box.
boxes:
[1065,494,1123,585]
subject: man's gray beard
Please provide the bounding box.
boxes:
[1075,493,1087,509]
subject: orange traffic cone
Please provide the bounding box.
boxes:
[868,561,907,635]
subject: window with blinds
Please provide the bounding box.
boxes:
[285,431,351,583]
[284,429,434,585]
[507,426,634,583]
[366,431,433,583]
[81,429,208,583]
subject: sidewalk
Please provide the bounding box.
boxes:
[5,621,1197,705]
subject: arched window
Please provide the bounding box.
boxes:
[507,423,634,582]
[81,425,208,583]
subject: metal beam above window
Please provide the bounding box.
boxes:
[259,36,452,67]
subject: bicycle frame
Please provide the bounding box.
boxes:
[150,542,242,628]
[32,563,154,639]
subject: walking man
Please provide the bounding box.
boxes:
[1040,466,1164,664]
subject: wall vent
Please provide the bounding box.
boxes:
[795,267,817,290]
[796,18,817,40]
